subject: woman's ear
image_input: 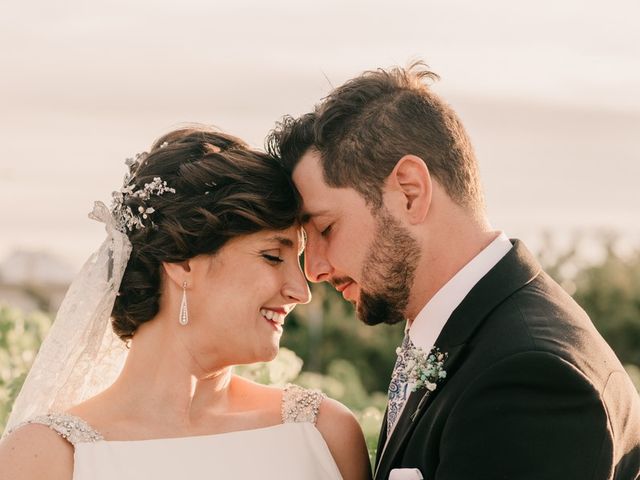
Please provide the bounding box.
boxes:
[389,155,432,224]
[162,260,192,289]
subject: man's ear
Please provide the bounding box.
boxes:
[162,260,192,289]
[389,155,432,224]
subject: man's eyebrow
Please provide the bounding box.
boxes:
[300,213,311,224]
[265,235,295,248]
[299,209,330,224]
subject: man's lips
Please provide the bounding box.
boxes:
[335,281,358,302]
[332,276,354,292]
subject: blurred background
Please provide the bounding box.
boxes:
[1,0,639,460]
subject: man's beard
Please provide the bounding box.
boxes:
[357,208,421,326]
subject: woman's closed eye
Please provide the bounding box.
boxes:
[261,252,284,264]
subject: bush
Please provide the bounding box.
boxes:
[0,305,51,432]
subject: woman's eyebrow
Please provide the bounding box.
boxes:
[264,235,294,248]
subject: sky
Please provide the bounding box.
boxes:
[0,0,639,271]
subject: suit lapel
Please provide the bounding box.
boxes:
[374,344,464,479]
[374,240,541,479]
[374,406,389,469]
[434,240,540,348]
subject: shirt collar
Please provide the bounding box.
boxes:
[408,232,512,350]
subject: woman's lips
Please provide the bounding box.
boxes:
[260,308,285,332]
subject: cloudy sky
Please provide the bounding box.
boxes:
[1,0,639,270]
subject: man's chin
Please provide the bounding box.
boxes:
[357,293,406,326]
[358,313,387,326]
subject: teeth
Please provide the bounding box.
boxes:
[260,309,285,325]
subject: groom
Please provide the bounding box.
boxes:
[268,63,640,479]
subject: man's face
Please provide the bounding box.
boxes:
[292,149,420,325]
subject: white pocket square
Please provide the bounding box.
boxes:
[389,467,424,480]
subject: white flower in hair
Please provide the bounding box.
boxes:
[110,155,176,233]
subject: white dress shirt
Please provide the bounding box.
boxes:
[408,232,512,352]
[384,233,512,444]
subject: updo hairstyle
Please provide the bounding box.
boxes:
[110,126,301,341]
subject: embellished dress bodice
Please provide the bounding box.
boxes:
[18,384,342,480]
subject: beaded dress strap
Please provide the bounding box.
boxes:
[15,413,103,446]
[281,383,325,425]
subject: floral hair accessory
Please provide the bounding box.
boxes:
[110,154,176,233]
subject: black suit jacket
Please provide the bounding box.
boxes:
[374,240,640,480]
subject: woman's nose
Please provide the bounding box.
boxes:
[283,264,312,305]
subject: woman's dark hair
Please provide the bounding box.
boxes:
[111,126,301,341]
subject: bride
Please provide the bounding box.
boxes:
[0,126,371,479]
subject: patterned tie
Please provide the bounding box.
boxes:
[386,333,414,437]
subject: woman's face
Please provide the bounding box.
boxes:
[184,226,311,367]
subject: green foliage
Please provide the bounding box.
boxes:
[573,252,640,366]
[625,364,640,392]
[0,304,51,432]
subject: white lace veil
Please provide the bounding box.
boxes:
[3,201,131,436]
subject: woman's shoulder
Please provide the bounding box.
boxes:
[280,383,325,423]
[231,376,355,429]
[0,421,74,480]
[243,378,371,479]
[315,395,364,444]
[314,395,373,480]
[276,382,355,427]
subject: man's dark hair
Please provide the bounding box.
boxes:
[266,112,317,174]
[267,61,484,211]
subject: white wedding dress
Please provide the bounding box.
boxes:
[19,384,343,480]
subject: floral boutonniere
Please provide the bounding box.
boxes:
[402,346,448,393]
[399,345,448,421]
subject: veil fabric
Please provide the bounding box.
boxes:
[3,201,131,435]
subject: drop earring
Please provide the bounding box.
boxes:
[179,281,189,326]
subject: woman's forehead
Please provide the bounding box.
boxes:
[229,227,304,252]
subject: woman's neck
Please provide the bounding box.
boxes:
[107,316,234,425]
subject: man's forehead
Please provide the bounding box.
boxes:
[293,150,334,223]
[292,149,325,188]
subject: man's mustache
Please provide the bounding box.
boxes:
[330,276,354,290]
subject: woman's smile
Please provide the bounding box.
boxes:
[260,308,287,333]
